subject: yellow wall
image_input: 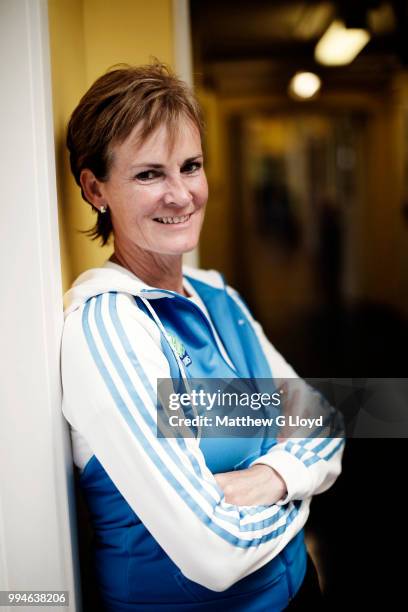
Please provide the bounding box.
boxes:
[196,88,232,278]
[48,0,174,291]
[83,0,174,86]
[49,0,85,291]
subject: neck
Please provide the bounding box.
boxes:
[110,242,187,296]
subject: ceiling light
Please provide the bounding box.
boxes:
[315,19,371,66]
[289,72,321,100]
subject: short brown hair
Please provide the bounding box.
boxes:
[66,61,204,246]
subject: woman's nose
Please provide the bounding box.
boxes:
[163,176,193,207]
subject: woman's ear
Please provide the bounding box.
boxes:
[80,169,107,209]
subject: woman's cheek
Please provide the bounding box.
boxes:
[195,175,208,204]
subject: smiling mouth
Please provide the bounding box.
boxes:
[154,213,192,225]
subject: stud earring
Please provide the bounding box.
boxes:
[100,205,107,213]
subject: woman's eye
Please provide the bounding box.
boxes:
[135,170,160,181]
[135,162,202,181]
[182,161,202,174]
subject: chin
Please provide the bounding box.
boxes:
[167,242,199,256]
[161,235,201,256]
[179,243,198,255]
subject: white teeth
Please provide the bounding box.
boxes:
[156,214,190,224]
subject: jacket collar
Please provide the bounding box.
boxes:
[63,259,225,318]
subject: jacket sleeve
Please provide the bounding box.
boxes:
[227,288,345,506]
[61,291,311,592]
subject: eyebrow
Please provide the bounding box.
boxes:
[130,154,203,170]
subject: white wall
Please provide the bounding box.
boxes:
[0,0,80,609]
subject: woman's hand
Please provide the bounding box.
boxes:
[214,464,287,506]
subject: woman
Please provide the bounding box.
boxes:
[62,62,344,611]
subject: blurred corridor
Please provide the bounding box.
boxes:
[191,0,408,607]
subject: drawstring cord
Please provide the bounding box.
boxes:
[140,296,202,441]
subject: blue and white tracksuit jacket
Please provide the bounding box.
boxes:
[61,260,344,611]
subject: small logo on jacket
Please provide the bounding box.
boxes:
[168,334,192,367]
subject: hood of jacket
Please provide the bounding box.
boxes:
[63,260,225,318]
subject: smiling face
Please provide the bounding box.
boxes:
[95,118,208,259]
